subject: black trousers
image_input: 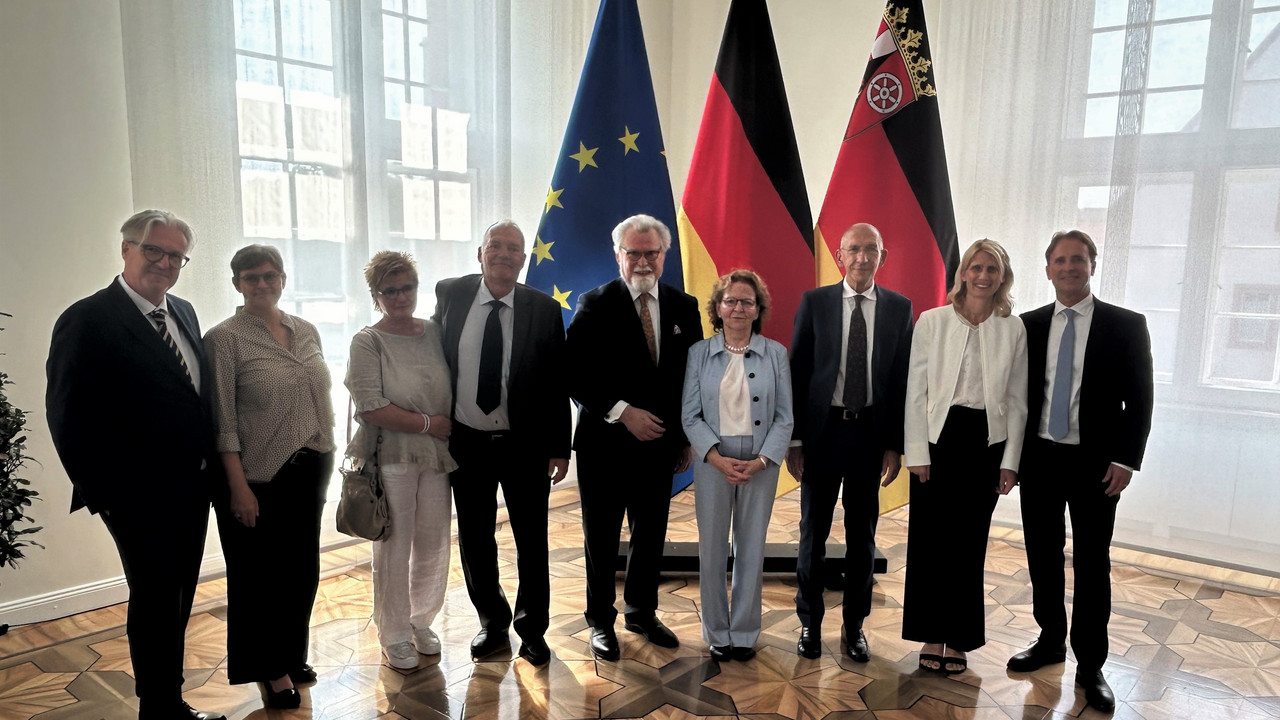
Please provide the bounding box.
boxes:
[100,489,209,705]
[795,407,885,632]
[449,424,551,641]
[576,447,675,627]
[216,449,332,684]
[1019,437,1119,671]
[901,406,1002,652]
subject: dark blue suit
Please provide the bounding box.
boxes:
[790,281,912,631]
[46,279,218,707]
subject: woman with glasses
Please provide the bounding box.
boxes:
[344,250,455,671]
[681,269,793,662]
[204,244,335,709]
[902,239,1028,675]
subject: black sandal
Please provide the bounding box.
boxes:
[919,652,946,672]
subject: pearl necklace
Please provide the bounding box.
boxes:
[724,340,751,353]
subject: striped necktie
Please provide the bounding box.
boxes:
[148,308,194,388]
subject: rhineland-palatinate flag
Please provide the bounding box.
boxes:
[677,0,814,346]
[526,0,683,331]
[815,0,958,316]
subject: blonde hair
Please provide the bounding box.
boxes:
[363,251,418,311]
[947,239,1015,317]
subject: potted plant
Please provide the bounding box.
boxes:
[0,311,43,636]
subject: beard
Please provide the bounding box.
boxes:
[623,271,657,295]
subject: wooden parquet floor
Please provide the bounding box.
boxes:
[3,489,1280,720]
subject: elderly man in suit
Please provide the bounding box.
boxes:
[46,210,224,720]
[787,222,913,663]
[566,213,703,661]
[1007,229,1153,713]
[432,220,570,667]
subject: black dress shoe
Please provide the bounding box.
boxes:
[142,702,227,720]
[797,627,822,659]
[519,636,552,666]
[1007,640,1067,672]
[1076,669,1116,712]
[470,626,511,658]
[623,615,679,648]
[590,627,620,661]
[288,663,317,684]
[709,645,732,661]
[845,628,870,663]
[261,683,302,710]
[731,645,756,661]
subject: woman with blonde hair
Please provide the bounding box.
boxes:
[901,239,1028,674]
[344,251,455,670]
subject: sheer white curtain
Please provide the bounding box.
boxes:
[935,0,1280,573]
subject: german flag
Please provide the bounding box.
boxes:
[677,0,814,346]
[814,0,958,317]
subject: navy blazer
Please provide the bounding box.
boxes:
[46,280,219,514]
[432,274,571,460]
[1020,298,1154,471]
[790,282,913,454]
[566,279,703,458]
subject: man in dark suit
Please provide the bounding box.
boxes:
[787,222,913,663]
[1007,229,1153,713]
[432,220,570,666]
[46,210,224,720]
[566,214,702,660]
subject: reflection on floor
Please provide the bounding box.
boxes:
[3,488,1280,720]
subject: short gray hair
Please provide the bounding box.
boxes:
[120,209,196,253]
[230,244,285,278]
[482,219,525,247]
[611,214,671,253]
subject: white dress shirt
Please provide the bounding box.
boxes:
[454,281,514,430]
[606,285,662,422]
[1037,294,1094,445]
[117,275,201,393]
[831,280,876,408]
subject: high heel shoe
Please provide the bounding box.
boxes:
[260,682,301,709]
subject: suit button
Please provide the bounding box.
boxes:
[748,372,756,378]
[754,420,761,426]
[752,396,759,402]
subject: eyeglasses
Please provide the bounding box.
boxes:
[622,249,662,263]
[131,241,190,267]
[239,271,283,286]
[376,283,419,298]
[720,297,758,309]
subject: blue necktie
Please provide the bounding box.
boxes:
[1048,308,1076,441]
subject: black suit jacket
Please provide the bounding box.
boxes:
[1020,298,1154,471]
[46,280,219,514]
[566,279,702,459]
[790,282,913,454]
[433,275,571,460]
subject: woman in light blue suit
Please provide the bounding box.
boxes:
[682,269,794,662]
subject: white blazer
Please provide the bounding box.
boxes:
[904,305,1029,471]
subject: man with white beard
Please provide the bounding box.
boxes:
[565,214,703,660]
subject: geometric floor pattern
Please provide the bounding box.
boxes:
[3,488,1280,720]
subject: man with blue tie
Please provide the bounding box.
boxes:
[46,210,224,720]
[1008,229,1154,713]
[787,223,913,663]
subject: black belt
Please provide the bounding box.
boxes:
[830,405,874,422]
[288,447,323,464]
[454,423,512,443]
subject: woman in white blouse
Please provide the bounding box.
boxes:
[902,239,1028,675]
[345,251,455,671]
[681,270,794,662]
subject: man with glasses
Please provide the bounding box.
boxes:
[46,210,224,720]
[787,223,913,664]
[566,214,703,660]
[431,221,570,666]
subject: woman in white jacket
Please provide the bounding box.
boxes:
[901,239,1028,675]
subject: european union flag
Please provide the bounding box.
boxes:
[526,0,683,328]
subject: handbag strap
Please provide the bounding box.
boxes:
[346,395,383,466]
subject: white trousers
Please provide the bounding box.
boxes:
[372,463,452,647]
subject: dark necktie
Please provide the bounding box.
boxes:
[476,299,504,415]
[843,294,868,411]
[148,308,194,388]
[1049,308,1076,440]
[639,293,658,366]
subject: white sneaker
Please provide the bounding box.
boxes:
[384,641,419,670]
[413,627,441,655]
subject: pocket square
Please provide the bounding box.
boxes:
[673,325,682,335]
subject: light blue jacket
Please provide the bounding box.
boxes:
[681,333,794,465]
